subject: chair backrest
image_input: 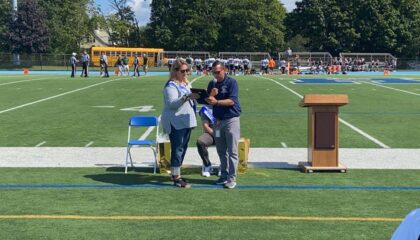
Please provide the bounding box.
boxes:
[129,115,158,127]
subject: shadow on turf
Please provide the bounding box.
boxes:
[84,167,215,186]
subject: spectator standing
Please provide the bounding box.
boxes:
[286,47,293,61]
[116,55,123,76]
[69,52,78,78]
[101,53,109,77]
[122,55,129,76]
[81,50,90,77]
[133,54,140,77]
[143,54,148,75]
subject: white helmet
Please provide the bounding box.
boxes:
[72,52,76,56]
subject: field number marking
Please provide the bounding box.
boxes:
[120,105,155,112]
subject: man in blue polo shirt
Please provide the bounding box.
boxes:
[205,60,241,189]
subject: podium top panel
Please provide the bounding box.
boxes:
[299,94,348,107]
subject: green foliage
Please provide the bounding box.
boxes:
[39,0,91,53]
[286,0,420,57]
[104,0,142,47]
[7,0,50,54]
[0,1,11,52]
[146,0,286,52]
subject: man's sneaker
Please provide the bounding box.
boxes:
[202,165,212,177]
[173,178,191,188]
[215,177,228,185]
[224,180,236,189]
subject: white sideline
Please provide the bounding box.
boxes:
[362,81,420,96]
[0,78,120,115]
[35,141,46,147]
[257,76,390,148]
[1,147,420,169]
[0,77,61,86]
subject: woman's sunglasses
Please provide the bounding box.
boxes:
[178,69,189,73]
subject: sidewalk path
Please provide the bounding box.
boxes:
[1,147,419,169]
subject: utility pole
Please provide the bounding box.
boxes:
[12,0,20,65]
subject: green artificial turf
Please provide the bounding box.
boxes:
[0,168,419,239]
[1,74,420,147]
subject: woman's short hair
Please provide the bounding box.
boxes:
[170,58,189,81]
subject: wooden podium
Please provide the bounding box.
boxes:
[298,94,348,173]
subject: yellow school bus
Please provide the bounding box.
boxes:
[91,47,164,67]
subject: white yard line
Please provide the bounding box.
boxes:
[138,75,206,140]
[0,78,119,115]
[362,81,420,96]
[0,77,59,87]
[85,141,94,147]
[35,141,46,147]
[257,75,390,148]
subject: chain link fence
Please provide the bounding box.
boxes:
[0,53,419,71]
[0,53,101,71]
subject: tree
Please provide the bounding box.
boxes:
[39,0,91,53]
[104,0,140,46]
[146,0,286,52]
[7,0,50,54]
[0,1,11,52]
[217,0,286,52]
[285,0,420,57]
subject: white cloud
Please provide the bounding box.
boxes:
[128,0,151,26]
[281,0,297,12]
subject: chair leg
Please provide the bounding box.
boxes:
[152,148,157,174]
[125,147,130,174]
[128,150,134,167]
[125,146,133,174]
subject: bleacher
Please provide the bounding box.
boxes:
[339,53,397,71]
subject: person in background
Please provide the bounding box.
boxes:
[116,55,123,76]
[205,60,241,189]
[167,57,175,71]
[81,50,90,77]
[101,53,109,78]
[133,54,140,77]
[196,105,216,177]
[161,58,199,188]
[286,47,293,61]
[122,55,129,76]
[69,52,78,78]
[186,55,193,75]
[99,54,105,76]
[143,54,148,75]
[268,57,276,75]
[279,58,286,75]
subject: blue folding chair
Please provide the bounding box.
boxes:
[125,115,159,174]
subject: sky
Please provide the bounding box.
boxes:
[95,0,297,26]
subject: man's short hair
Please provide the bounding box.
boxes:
[212,60,225,68]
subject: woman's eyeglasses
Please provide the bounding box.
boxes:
[178,69,189,73]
